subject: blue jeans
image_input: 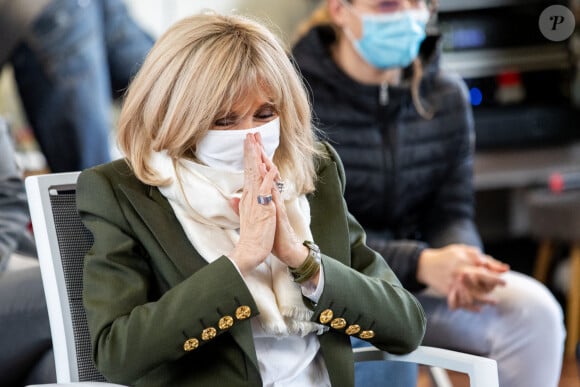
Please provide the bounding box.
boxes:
[351,337,418,387]
[417,271,565,387]
[10,0,154,172]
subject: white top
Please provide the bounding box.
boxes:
[252,266,331,387]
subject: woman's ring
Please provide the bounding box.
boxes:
[275,180,285,193]
[257,194,273,205]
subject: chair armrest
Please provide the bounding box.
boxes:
[353,345,499,387]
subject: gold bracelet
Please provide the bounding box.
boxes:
[289,241,321,283]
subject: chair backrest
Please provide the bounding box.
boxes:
[25,172,107,383]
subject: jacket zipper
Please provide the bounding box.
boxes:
[379,81,389,106]
[378,81,394,169]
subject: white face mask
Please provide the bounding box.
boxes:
[195,118,280,172]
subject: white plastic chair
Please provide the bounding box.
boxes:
[353,345,498,387]
[25,172,499,387]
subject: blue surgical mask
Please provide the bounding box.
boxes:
[195,118,280,172]
[343,5,429,69]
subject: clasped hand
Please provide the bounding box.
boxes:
[417,244,510,312]
[228,134,308,275]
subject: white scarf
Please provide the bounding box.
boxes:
[150,151,325,336]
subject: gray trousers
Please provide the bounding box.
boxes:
[418,271,565,387]
[0,266,56,386]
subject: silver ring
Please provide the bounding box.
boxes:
[257,195,273,205]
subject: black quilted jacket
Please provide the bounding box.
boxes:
[293,26,482,291]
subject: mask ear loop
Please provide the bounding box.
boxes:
[338,0,360,41]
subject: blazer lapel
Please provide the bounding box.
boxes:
[119,184,205,277]
[309,160,350,262]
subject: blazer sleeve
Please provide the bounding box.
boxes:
[310,143,426,355]
[77,167,258,384]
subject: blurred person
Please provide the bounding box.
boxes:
[76,12,427,387]
[292,1,566,386]
[0,0,154,173]
[0,116,55,386]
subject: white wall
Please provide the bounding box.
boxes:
[124,0,321,46]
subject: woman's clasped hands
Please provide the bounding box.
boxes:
[228,133,310,278]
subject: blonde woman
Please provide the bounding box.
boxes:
[293,1,565,386]
[76,12,426,387]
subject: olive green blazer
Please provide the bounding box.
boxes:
[77,142,426,387]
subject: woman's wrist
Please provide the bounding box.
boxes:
[227,248,248,276]
[228,243,266,276]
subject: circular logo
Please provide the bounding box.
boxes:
[538,5,575,42]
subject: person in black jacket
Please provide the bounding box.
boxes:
[293,1,565,386]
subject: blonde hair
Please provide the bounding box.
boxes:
[296,1,436,119]
[118,13,320,193]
